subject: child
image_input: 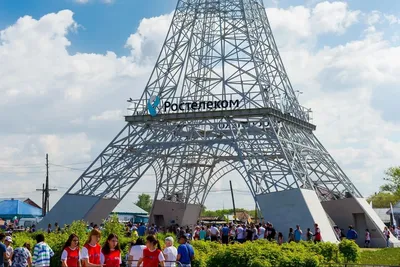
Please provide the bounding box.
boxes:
[61,234,80,267]
[306,228,313,241]
[100,233,122,267]
[365,229,371,248]
[277,232,283,245]
[137,235,165,267]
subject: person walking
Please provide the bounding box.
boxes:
[100,234,122,267]
[4,236,13,267]
[294,225,302,242]
[11,243,31,267]
[346,225,358,241]
[288,228,295,243]
[32,234,54,267]
[81,229,102,267]
[177,235,194,267]
[221,224,229,245]
[0,233,8,267]
[137,235,165,267]
[313,223,321,243]
[61,234,80,267]
[383,227,391,248]
[128,238,145,267]
[364,229,371,248]
[163,237,177,267]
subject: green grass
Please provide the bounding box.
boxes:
[360,248,400,265]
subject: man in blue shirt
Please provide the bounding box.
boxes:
[346,225,358,240]
[221,224,230,245]
[0,233,7,267]
[137,223,146,236]
[294,225,303,242]
[177,235,194,267]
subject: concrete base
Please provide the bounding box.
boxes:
[322,197,400,248]
[256,188,338,243]
[37,194,119,229]
[148,200,202,227]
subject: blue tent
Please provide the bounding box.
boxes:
[0,199,42,219]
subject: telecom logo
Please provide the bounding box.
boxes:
[147,95,161,117]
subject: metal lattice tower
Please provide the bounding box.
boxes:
[39,0,362,228]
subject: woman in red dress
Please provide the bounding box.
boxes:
[61,234,80,267]
[100,233,122,267]
[137,235,165,267]
[81,229,102,267]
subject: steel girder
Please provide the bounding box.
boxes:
[66,116,361,207]
[53,0,363,223]
[137,0,308,121]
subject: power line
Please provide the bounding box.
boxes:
[48,163,86,171]
[0,160,94,169]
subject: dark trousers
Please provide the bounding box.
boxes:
[222,235,229,244]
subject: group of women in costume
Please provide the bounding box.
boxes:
[61,229,165,267]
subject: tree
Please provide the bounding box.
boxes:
[135,193,153,212]
[380,167,400,194]
[366,166,400,208]
[367,192,400,208]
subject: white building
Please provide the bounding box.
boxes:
[110,201,149,223]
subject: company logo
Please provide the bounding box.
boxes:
[147,95,161,117]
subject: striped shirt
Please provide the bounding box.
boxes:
[32,242,54,266]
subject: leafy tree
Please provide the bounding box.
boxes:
[366,166,400,208]
[135,193,153,212]
[380,167,400,194]
[201,208,256,218]
[367,192,400,208]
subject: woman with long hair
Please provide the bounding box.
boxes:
[128,238,145,267]
[137,235,165,267]
[81,229,102,267]
[100,234,122,267]
[61,234,80,267]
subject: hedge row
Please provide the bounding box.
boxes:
[8,218,361,267]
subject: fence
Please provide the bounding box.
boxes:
[123,260,183,267]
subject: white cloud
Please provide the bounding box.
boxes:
[125,13,173,64]
[90,109,123,121]
[1,1,400,210]
[384,14,400,25]
[74,0,89,3]
[366,11,381,25]
[311,1,360,34]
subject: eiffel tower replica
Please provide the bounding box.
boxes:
[38,0,395,247]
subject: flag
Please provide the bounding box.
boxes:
[369,201,373,208]
[390,203,397,227]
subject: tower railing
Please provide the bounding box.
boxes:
[126,92,313,123]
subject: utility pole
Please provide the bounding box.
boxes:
[229,180,236,223]
[36,154,57,216]
[45,153,49,214]
[41,183,45,216]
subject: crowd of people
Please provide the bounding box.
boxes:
[1,218,399,266]
[0,226,194,267]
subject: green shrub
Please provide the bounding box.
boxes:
[7,221,366,267]
[315,242,339,263]
[338,239,360,263]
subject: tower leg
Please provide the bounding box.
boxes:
[257,188,338,243]
[322,197,400,248]
[149,200,202,227]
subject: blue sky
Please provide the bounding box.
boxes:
[1,0,399,57]
[0,0,400,210]
[0,0,176,56]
